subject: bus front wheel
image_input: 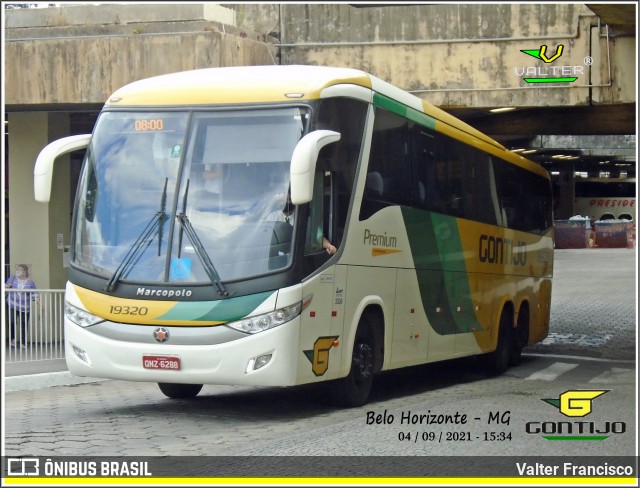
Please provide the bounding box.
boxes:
[326,323,378,408]
[158,382,203,399]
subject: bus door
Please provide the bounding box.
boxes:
[298,171,345,383]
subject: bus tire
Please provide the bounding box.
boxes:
[326,319,378,408]
[510,304,529,366]
[158,382,203,399]
[483,308,513,375]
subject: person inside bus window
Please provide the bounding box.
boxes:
[323,236,337,255]
[201,163,223,193]
[266,190,295,223]
[190,163,224,213]
[267,190,337,255]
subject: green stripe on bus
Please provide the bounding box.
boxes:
[431,213,481,333]
[542,436,609,441]
[401,208,482,335]
[373,93,436,130]
[158,291,274,323]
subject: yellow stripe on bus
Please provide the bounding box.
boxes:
[73,285,225,326]
[371,247,402,256]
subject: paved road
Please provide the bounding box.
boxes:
[3,352,636,462]
[2,248,637,470]
[527,248,636,361]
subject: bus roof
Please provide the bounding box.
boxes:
[108,66,494,143]
[106,65,372,107]
[106,65,546,179]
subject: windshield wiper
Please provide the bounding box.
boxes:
[104,178,169,293]
[176,180,229,297]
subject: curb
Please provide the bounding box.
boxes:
[5,371,108,392]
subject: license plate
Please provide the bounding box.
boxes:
[142,355,181,370]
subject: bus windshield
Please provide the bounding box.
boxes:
[73,107,308,286]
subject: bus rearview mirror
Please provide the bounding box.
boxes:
[34,134,91,202]
[290,130,341,205]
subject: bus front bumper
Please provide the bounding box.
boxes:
[64,317,301,387]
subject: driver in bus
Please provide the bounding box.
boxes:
[266,190,337,255]
[189,163,224,214]
[202,163,223,194]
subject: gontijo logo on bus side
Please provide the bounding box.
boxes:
[304,336,340,376]
[516,44,592,84]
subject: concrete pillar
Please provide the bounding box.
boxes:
[7,112,70,289]
[555,164,576,219]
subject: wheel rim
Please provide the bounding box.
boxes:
[352,342,374,381]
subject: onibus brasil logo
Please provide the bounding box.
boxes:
[516,44,590,84]
[525,389,627,441]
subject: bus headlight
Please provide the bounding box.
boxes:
[65,302,105,327]
[226,297,310,334]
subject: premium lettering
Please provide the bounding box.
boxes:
[363,229,397,247]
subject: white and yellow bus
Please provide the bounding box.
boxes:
[573,177,636,222]
[35,65,553,407]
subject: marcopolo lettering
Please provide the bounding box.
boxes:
[136,287,192,298]
[479,234,527,266]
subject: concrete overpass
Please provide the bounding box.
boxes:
[3,3,636,288]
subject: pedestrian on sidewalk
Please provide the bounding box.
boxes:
[5,264,39,349]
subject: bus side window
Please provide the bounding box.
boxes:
[304,171,325,255]
[315,97,367,243]
[434,155,465,218]
[366,171,384,197]
[361,171,385,219]
[492,156,552,233]
[411,127,437,210]
[360,107,411,220]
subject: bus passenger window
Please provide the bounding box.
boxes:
[359,108,411,220]
[366,171,384,197]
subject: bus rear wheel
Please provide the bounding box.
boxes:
[158,382,203,399]
[483,309,513,375]
[510,304,529,366]
[327,322,377,408]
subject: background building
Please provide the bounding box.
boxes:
[3,2,636,288]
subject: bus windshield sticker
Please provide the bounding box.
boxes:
[170,258,192,280]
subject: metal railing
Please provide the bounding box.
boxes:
[4,289,66,362]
